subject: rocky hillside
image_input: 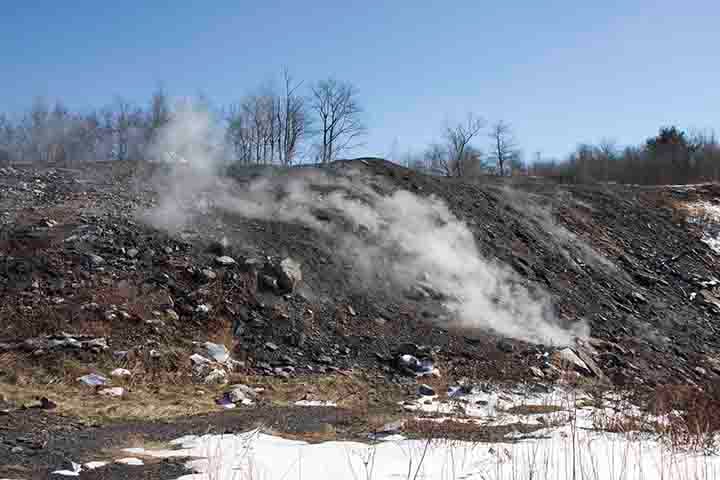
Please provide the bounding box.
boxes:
[1,158,719,393]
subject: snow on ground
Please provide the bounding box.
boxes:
[115,386,719,480]
[47,386,716,479]
[137,427,720,480]
[684,201,720,254]
[402,385,648,429]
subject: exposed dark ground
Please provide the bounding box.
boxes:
[2,158,720,477]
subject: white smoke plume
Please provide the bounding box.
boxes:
[144,104,588,346]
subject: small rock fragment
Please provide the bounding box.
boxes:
[215,256,236,266]
[203,369,228,385]
[88,254,105,266]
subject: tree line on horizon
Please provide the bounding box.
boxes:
[0,70,368,168]
[1,71,718,185]
[527,127,720,185]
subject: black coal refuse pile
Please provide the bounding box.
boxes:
[0,159,719,391]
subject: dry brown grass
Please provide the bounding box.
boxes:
[231,371,403,412]
[650,384,720,452]
[0,369,406,427]
[503,404,563,415]
[0,381,223,423]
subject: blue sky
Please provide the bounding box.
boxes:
[2,1,718,160]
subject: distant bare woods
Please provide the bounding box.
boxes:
[1,72,718,185]
[0,71,366,168]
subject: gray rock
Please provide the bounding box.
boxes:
[49,338,82,349]
[88,254,105,266]
[260,275,278,291]
[226,384,257,403]
[273,367,292,378]
[317,354,333,364]
[126,248,139,259]
[552,348,590,375]
[275,258,302,293]
[226,358,245,372]
[575,346,607,380]
[497,339,515,353]
[190,353,212,365]
[405,284,430,300]
[377,419,405,434]
[215,256,236,266]
[204,342,230,363]
[265,342,279,351]
[630,292,648,304]
[202,269,217,280]
[195,304,211,314]
[83,338,109,351]
[634,272,659,286]
[203,369,228,385]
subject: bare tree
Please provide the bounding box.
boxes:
[277,68,308,165]
[443,113,485,176]
[227,72,307,167]
[310,78,366,163]
[424,143,448,175]
[488,120,519,176]
[596,138,617,181]
[0,113,13,164]
[111,98,146,161]
[147,86,171,143]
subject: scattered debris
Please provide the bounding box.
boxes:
[98,387,125,397]
[110,368,132,378]
[77,374,108,387]
[418,384,436,396]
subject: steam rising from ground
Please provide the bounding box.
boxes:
[145,105,587,345]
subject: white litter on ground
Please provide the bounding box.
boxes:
[114,457,144,466]
[293,399,338,407]
[51,461,81,476]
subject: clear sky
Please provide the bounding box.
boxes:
[2,1,718,160]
